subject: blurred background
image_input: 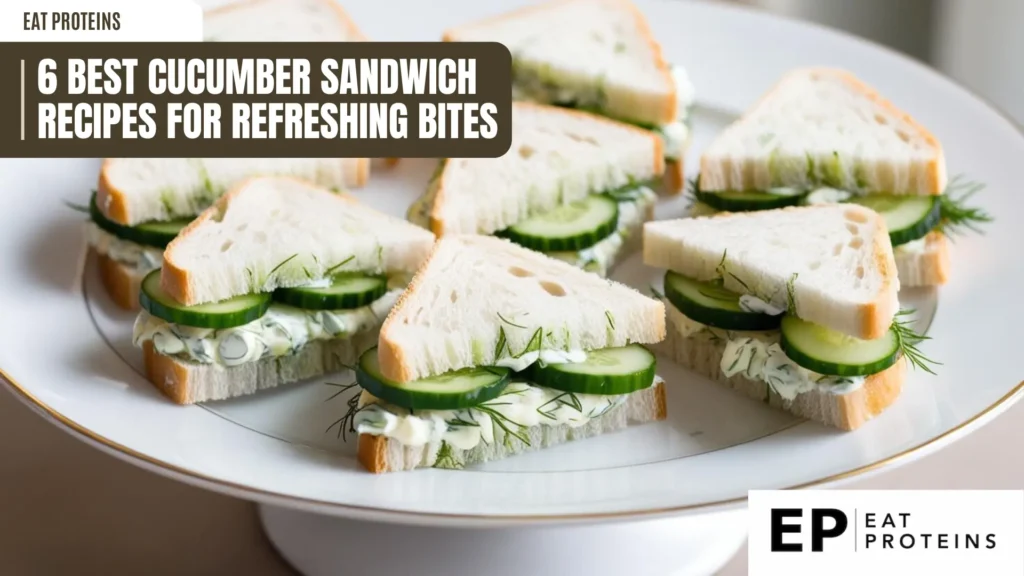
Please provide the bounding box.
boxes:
[721,0,1024,124]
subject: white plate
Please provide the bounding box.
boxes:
[2,0,1023,527]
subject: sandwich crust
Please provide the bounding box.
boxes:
[95,158,130,225]
[663,159,685,194]
[376,238,441,382]
[94,249,143,310]
[861,208,900,340]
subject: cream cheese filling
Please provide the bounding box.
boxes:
[86,223,163,274]
[665,302,865,401]
[133,289,401,367]
[354,378,663,452]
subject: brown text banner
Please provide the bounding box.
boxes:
[0,41,512,158]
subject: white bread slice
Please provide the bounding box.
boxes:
[700,68,947,196]
[444,0,676,127]
[97,157,371,227]
[162,177,435,306]
[655,321,904,431]
[143,329,378,405]
[683,203,949,287]
[644,205,899,340]
[204,0,366,42]
[358,381,666,473]
[378,235,666,382]
[429,102,664,236]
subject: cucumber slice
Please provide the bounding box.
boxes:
[139,269,271,328]
[780,315,900,376]
[847,194,940,246]
[90,193,191,248]
[356,347,511,410]
[500,194,618,252]
[273,273,387,310]
[694,189,804,212]
[663,271,782,331]
[527,344,656,395]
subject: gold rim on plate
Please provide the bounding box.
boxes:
[3,365,1023,523]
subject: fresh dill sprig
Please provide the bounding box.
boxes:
[434,441,463,469]
[475,404,530,448]
[494,326,508,360]
[323,381,357,402]
[604,310,616,331]
[267,253,298,282]
[493,322,544,362]
[786,273,799,315]
[537,391,583,420]
[497,312,528,329]
[63,199,90,213]
[683,176,700,211]
[325,255,355,276]
[936,176,992,239]
[715,250,750,291]
[325,384,368,442]
[714,250,729,278]
[521,328,543,356]
[301,266,315,281]
[649,284,665,300]
[891,309,941,375]
[445,414,479,428]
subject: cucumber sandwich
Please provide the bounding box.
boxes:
[85,0,371,311]
[131,177,435,405]
[644,204,939,430]
[408,102,663,277]
[444,0,696,193]
[351,235,667,473]
[691,68,991,287]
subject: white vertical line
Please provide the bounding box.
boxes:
[20,59,25,141]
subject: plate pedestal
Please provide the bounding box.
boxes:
[259,504,747,576]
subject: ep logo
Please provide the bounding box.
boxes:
[771,508,848,552]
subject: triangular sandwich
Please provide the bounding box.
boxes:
[644,205,938,430]
[132,177,435,404]
[353,235,667,473]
